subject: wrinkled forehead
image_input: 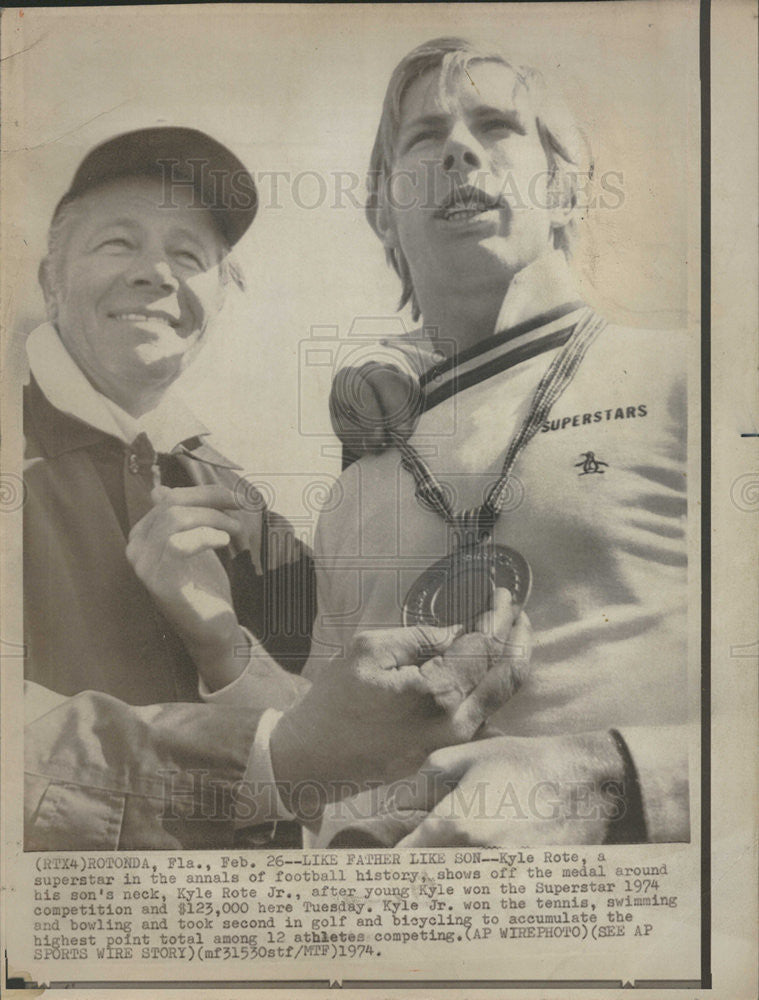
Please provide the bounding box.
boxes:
[57,175,226,248]
[397,57,533,127]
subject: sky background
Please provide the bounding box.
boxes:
[1,2,700,523]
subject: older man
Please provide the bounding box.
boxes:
[23,125,531,850]
[24,127,314,709]
[322,37,691,844]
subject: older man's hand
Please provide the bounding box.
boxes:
[270,591,530,819]
[126,484,251,690]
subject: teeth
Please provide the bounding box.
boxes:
[113,312,173,324]
[444,207,490,221]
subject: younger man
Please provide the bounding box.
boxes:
[322,38,691,843]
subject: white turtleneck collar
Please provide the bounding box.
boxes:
[26,323,208,453]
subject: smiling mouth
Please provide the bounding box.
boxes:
[110,311,179,328]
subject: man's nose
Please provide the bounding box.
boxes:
[442,123,483,173]
[126,255,179,293]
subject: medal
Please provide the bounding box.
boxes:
[396,307,607,629]
[402,543,532,629]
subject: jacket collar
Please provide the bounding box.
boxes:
[25,375,243,473]
[25,375,113,458]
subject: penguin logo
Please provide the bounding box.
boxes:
[576,451,609,475]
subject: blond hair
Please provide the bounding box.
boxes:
[366,37,592,320]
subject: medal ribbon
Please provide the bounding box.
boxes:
[391,306,608,548]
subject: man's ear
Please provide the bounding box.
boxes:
[547,168,577,233]
[38,257,59,323]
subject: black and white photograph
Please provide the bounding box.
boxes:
[1,2,756,995]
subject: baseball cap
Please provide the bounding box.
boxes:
[52,126,257,246]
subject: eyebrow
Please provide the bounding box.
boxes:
[168,227,214,251]
[469,104,528,131]
[87,219,215,252]
[169,225,227,266]
[398,113,450,138]
[89,217,140,233]
[398,104,529,147]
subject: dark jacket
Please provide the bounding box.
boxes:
[23,376,315,705]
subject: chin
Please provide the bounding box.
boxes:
[130,348,188,384]
[450,243,522,286]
